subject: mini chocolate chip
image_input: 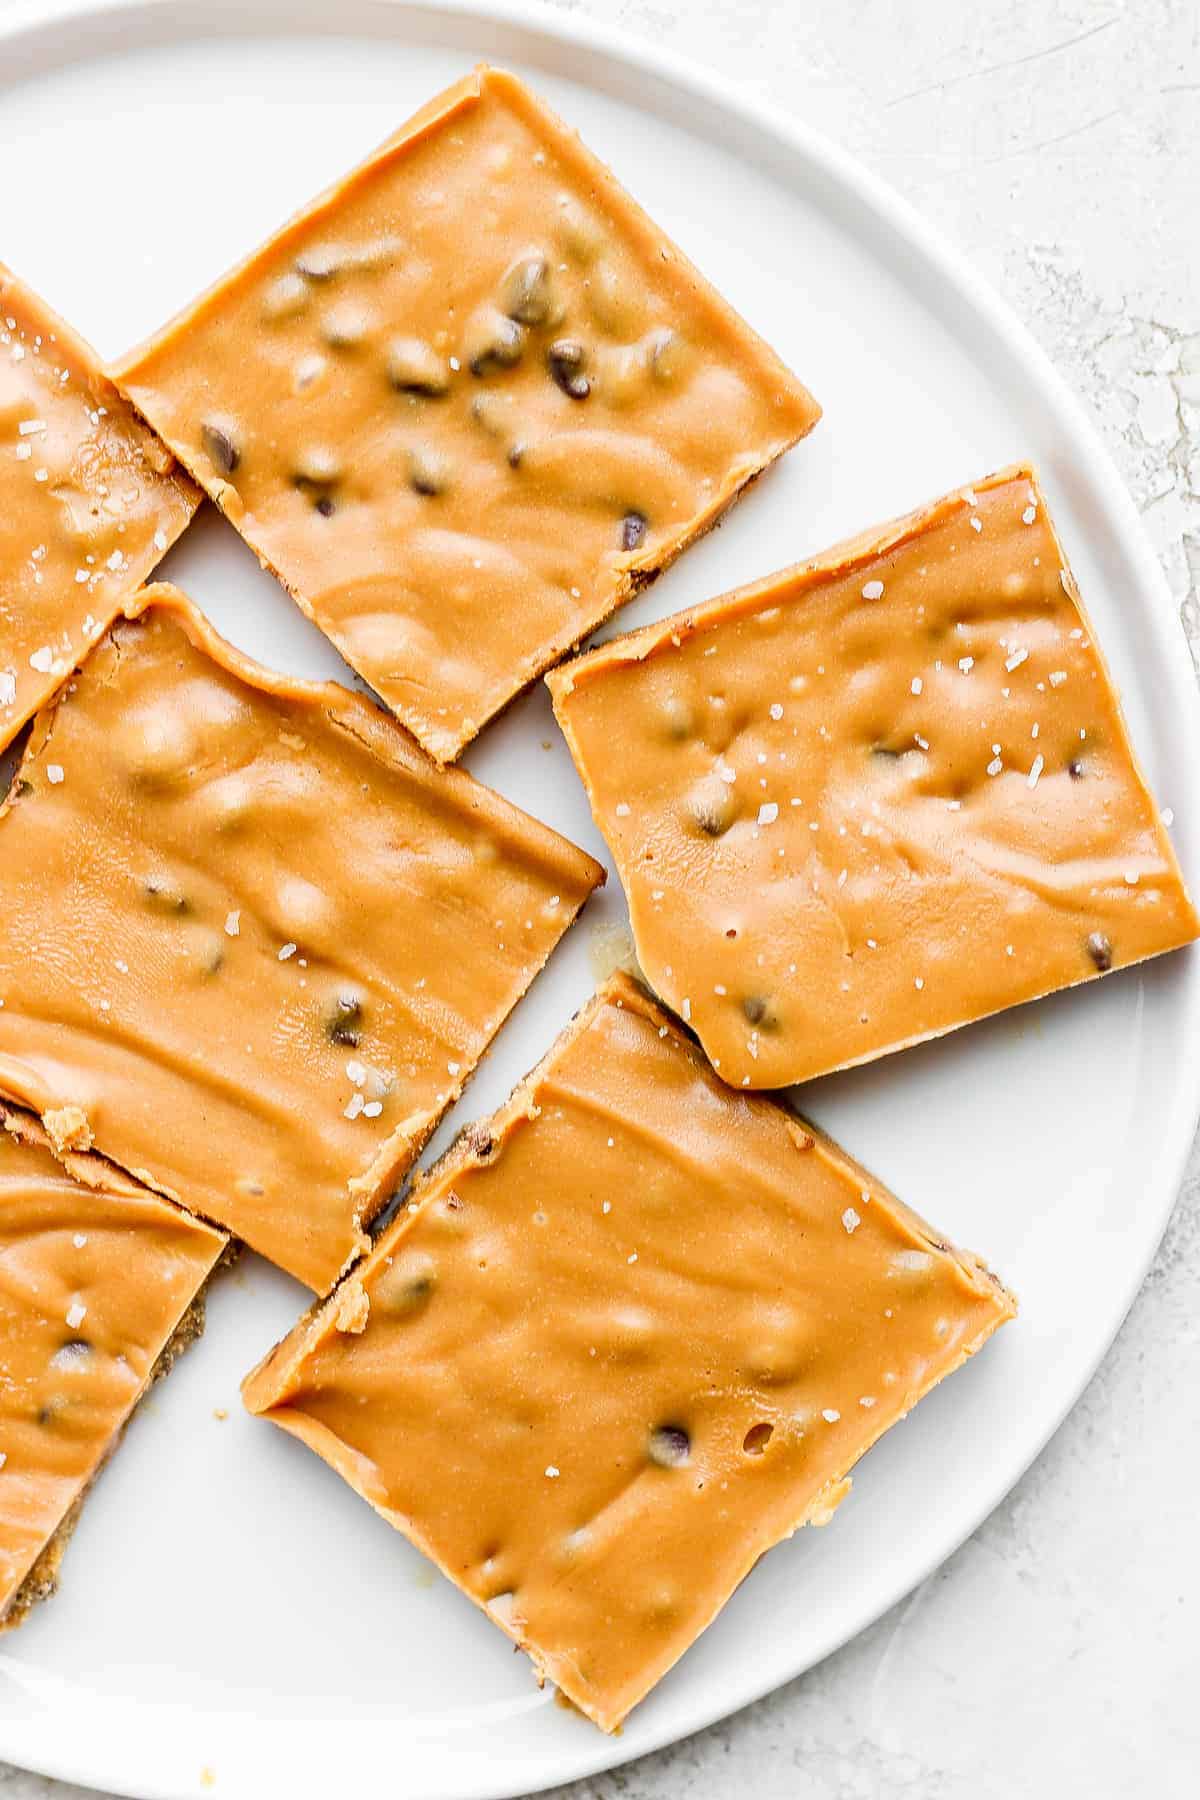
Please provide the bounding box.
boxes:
[547,338,591,399]
[315,496,335,517]
[1068,758,1085,779]
[646,326,679,379]
[742,1422,773,1455]
[688,776,734,838]
[467,311,526,377]
[198,935,225,977]
[12,777,33,800]
[742,995,769,1025]
[661,696,691,741]
[262,273,309,322]
[401,1274,435,1307]
[501,255,555,325]
[201,421,240,476]
[327,992,365,1046]
[871,741,905,761]
[322,304,369,349]
[387,337,450,397]
[144,877,190,915]
[292,447,342,490]
[294,244,341,281]
[620,511,647,552]
[409,448,450,497]
[648,1424,690,1468]
[1086,931,1113,972]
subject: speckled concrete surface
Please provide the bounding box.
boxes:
[2,2,1197,1797]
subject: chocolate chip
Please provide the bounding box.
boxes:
[409,448,450,497]
[547,338,590,399]
[322,304,369,349]
[648,1424,690,1467]
[143,876,190,915]
[198,934,225,977]
[262,273,309,322]
[1068,758,1086,779]
[646,326,679,379]
[294,244,342,281]
[620,511,647,552]
[467,311,526,376]
[1086,931,1113,972]
[688,777,734,838]
[506,442,526,470]
[501,255,555,325]
[387,337,450,397]
[201,421,240,476]
[742,995,769,1026]
[742,1422,773,1455]
[327,992,365,1046]
[292,448,342,507]
[661,696,691,741]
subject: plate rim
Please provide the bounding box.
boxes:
[1,1,1199,1795]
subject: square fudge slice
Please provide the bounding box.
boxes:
[0,586,602,1292]
[0,1104,225,1628]
[110,64,820,763]
[244,973,1014,1733]
[548,465,1199,1090]
[0,264,198,753]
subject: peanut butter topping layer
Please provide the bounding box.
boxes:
[0,587,602,1291]
[549,467,1199,1089]
[0,1106,224,1626]
[244,974,1014,1732]
[111,65,819,762]
[0,265,198,754]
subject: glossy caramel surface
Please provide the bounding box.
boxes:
[112,66,819,761]
[549,468,1198,1088]
[244,975,1014,1730]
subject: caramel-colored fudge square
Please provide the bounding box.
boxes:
[244,974,1014,1732]
[548,466,1198,1090]
[0,1106,225,1628]
[0,587,602,1292]
[110,65,819,763]
[0,265,198,753]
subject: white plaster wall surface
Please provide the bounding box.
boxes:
[1,2,1196,1797]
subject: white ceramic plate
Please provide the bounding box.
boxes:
[1,2,1198,1796]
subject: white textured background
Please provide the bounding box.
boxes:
[4,1,1198,1796]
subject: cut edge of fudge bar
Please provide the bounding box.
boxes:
[0,262,200,755]
[548,463,1200,1085]
[109,65,820,763]
[0,1103,230,1631]
[243,971,1015,1731]
[0,582,604,1288]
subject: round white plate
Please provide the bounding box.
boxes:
[2,2,1198,1796]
